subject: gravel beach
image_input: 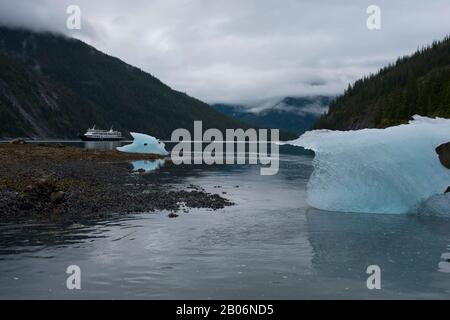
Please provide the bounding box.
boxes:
[0,143,233,221]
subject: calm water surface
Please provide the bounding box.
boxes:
[0,149,450,299]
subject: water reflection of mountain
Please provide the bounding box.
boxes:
[84,141,126,151]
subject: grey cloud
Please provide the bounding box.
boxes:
[0,0,449,104]
[307,80,327,87]
[243,96,330,115]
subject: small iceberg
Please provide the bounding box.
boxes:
[131,159,166,173]
[287,116,450,214]
[117,132,168,155]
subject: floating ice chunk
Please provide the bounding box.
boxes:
[288,116,450,214]
[131,159,165,173]
[117,132,168,155]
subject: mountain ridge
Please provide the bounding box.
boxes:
[0,26,249,139]
[314,36,450,130]
[213,96,332,135]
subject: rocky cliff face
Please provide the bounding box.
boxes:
[0,54,93,138]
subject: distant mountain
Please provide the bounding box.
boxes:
[0,26,248,139]
[213,96,332,135]
[315,36,450,130]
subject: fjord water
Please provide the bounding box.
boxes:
[1,152,450,299]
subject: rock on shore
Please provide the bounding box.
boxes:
[436,142,450,193]
[436,142,450,169]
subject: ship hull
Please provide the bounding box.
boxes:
[79,135,125,142]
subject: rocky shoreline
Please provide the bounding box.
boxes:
[0,144,233,221]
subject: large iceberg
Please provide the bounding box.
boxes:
[288,116,450,214]
[117,132,168,155]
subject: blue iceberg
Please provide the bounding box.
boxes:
[288,116,450,214]
[117,132,168,155]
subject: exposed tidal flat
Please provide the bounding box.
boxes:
[0,143,232,220]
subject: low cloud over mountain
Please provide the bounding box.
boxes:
[1,0,450,103]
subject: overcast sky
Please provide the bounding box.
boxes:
[0,0,449,104]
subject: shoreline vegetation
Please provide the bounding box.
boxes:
[0,143,233,221]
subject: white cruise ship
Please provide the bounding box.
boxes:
[79,126,124,141]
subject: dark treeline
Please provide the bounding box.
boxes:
[315,36,450,130]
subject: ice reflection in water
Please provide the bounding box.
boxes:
[131,159,165,173]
